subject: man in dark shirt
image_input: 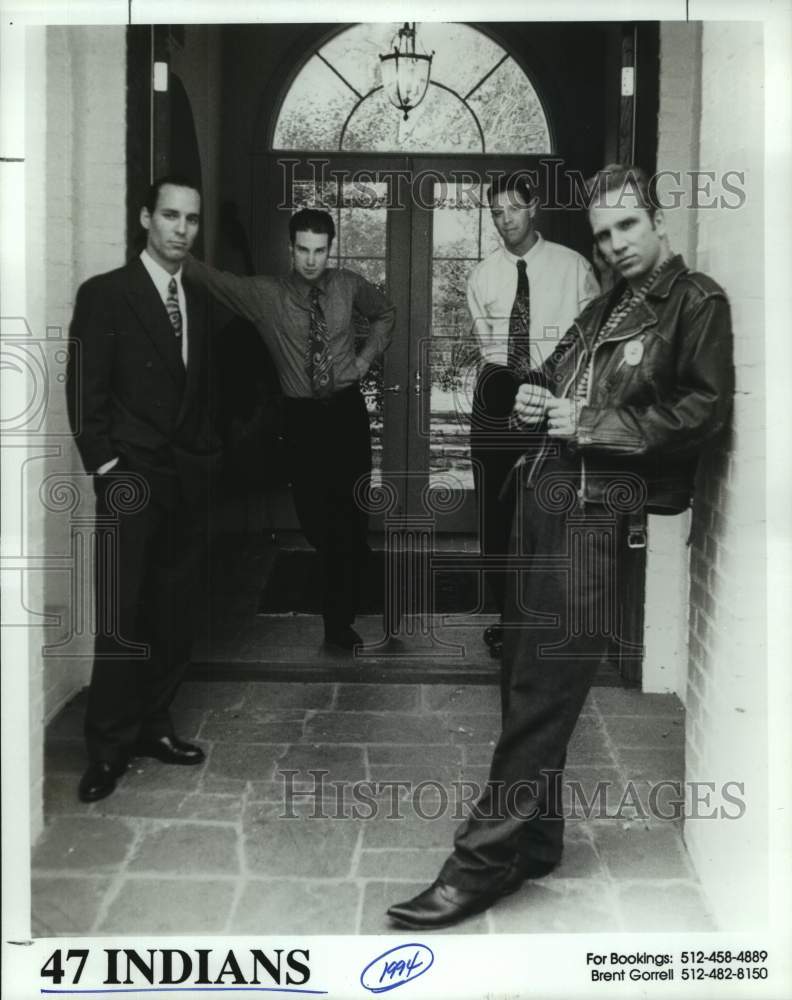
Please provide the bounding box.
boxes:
[186,209,395,649]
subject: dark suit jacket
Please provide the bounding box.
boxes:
[66,257,222,508]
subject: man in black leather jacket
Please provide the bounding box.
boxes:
[388,164,735,928]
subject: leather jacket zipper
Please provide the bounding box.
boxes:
[524,316,652,492]
[574,319,653,504]
[559,323,590,501]
[561,322,589,399]
[523,323,588,488]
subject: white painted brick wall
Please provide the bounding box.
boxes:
[678,22,765,930]
[643,23,701,698]
[27,27,127,840]
[21,28,50,845]
[655,21,767,930]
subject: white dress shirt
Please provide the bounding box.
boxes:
[466,232,600,368]
[97,251,189,475]
[140,249,189,367]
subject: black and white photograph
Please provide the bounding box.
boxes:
[1,0,790,997]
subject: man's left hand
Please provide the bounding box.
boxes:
[546,398,580,438]
[354,356,370,379]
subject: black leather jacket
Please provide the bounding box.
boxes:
[528,254,734,513]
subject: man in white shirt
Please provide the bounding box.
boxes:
[66,176,222,802]
[467,174,599,657]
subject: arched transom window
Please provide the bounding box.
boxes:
[272,22,552,154]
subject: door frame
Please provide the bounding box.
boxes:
[406,155,555,531]
[253,155,413,524]
[257,153,566,532]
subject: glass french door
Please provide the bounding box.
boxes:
[405,157,542,529]
[272,154,539,532]
[404,159,509,530]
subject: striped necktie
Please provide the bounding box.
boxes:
[507,259,531,376]
[307,286,334,398]
[166,277,183,340]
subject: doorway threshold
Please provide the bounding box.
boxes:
[200,535,632,686]
[190,613,627,686]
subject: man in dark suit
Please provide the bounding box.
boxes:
[66,176,222,802]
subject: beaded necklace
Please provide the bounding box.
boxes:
[575,255,673,402]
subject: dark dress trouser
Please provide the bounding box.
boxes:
[85,474,205,764]
[440,451,623,891]
[283,384,371,630]
[469,364,524,617]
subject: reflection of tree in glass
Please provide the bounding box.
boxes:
[344,263,386,412]
[433,243,481,390]
[469,60,550,153]
[273,25,552,156]
[275,56,355,151]
[339,208,387,258]
[419,22,504,98]
[340,258,385,293]
[359,358,384,414]
[345,87,481,153]
[340,182,389,209]
[320,23,396,97]
[354,318,384,413]
[433,210,479,259]
[432,183,485,210]
[293,181,339,210]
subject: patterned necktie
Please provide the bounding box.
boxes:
[166,277,183,340]
[507,259,531,376]
[307,286,334,398]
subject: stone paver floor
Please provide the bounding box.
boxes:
[34,680,715,935]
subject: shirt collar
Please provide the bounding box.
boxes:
[141,249,183,293]
[503,231,545,265]
[287,267,332,301]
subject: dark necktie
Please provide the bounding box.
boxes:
[166,277,183,340]
[307,286,334,398]
[507,258,531,376]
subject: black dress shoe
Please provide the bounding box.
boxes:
[516,858,557,880]
[133,735,205,765]
[483,624,503,658]
[78,760,126,803]
[482,624,503,648]
[387,874,520,929]
[324,625,362,651]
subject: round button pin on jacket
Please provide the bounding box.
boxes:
[624,341,644,366]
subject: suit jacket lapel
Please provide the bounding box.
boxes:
[124,257,186,387]
[177,276,206,424]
